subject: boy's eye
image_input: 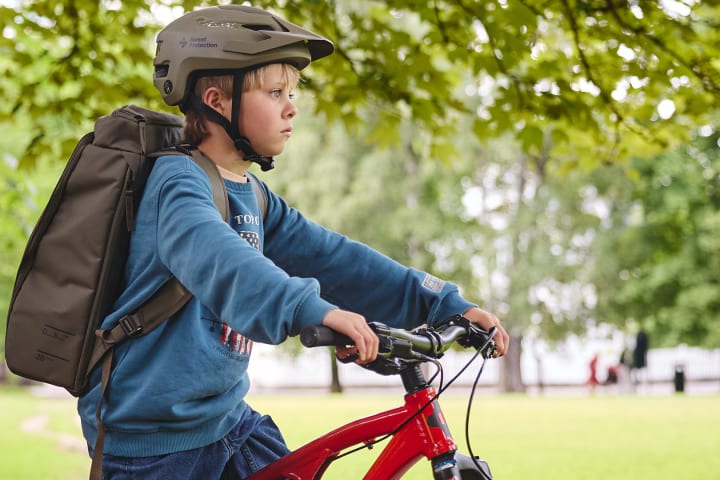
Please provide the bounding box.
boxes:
[270,89,296,100]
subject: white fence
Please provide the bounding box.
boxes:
[247,342,720,392]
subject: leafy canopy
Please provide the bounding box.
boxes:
[2,0,720,169]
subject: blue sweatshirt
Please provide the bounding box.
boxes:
[78,154,475,457]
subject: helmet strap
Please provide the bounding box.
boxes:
[188,71,275,172]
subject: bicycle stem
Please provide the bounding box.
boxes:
[400,364,428,394]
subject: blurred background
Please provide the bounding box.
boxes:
[2,2,720,479]
[2,1,720,394]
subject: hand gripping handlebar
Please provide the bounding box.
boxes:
[300,315,498,361]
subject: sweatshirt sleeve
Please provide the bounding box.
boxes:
[261,187,475,330]
[152,158,336,344]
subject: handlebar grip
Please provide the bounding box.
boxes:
[300,325,354,348]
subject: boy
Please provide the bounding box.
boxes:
[78,5,509,479]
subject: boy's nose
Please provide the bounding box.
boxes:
[285,102,297,119]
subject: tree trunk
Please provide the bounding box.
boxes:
[329,348,343,393]
[501,333,525,392]
[534,346,545,394]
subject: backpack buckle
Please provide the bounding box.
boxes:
[119,315,143,336]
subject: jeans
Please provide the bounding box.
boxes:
[100,411,290,479]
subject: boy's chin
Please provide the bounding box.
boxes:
[265,149,283,156]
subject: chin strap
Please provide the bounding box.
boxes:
[185,71,275,172]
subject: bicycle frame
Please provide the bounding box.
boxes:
[245,364,488,480]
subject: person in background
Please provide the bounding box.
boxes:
[587,353,600,393]
[632,330,649,389]
[615,346,633,393]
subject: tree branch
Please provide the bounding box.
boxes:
[432,0,451,45]
[606,2,720,93]
[559,0,661,154]
[454,0,526,110]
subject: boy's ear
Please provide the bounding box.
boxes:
[202,87,228,117]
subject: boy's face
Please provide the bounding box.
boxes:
[238,64,298,157]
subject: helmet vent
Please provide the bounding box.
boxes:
[154,65,169,78]
[243,24,275,32]
[199,20,245,29]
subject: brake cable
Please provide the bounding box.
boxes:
[465,356,493,480]
[333,345,488,462]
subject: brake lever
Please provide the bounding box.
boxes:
[478,327,498,359]
[336,332,419,375]
[442,315,498,359]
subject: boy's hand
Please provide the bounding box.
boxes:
[463,307,509,357]
[321,309,379,363]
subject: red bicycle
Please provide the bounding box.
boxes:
[245,315,498,480]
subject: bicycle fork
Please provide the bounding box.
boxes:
[400,366,493,480]
[431,452,493,480]
[417,398,491,480]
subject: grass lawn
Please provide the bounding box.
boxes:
[1,385,719,479]
[0,386,88,480]
[249,391,720,479]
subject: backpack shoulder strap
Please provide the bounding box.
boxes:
[88,279,191,371]
[186,148,230,222]
[246,172,268,220]
[151,146,230,222]
[88,270,194,480]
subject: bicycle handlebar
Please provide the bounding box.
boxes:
[300,326,354,349]
[300,315,498,362]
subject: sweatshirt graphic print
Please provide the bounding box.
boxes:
[207,186,261,360]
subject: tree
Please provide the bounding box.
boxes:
[0,153,54,383]
[3,0,720,386]
[269,100,461,391]
[273,91,611,391]
[431,132,609,391]
[3,1,720,170]
[591,129,720,349]
[0,158,31,356]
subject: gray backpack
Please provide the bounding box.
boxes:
[5,104,267,396]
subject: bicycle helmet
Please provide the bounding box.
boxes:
[153,5,334,170]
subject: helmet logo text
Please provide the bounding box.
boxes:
[180,36,219,49]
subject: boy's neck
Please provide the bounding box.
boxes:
[197,138,252,182]
[215,163,248,183]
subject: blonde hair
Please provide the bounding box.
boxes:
[183,64,301,145]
